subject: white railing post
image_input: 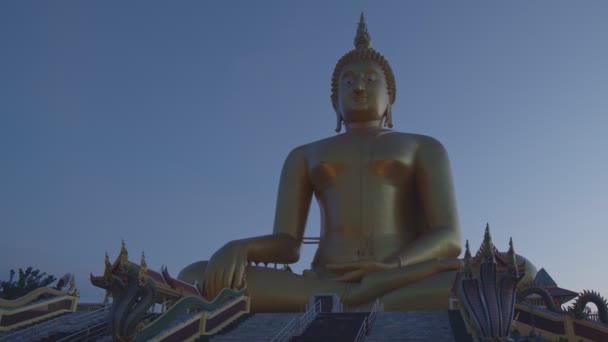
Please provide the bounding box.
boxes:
[354,298,380,342]
[272,300,321,342]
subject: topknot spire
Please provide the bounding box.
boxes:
[354,12,371,49]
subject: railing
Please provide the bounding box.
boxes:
[353,298,380,342]
[332,298,343,313]
[271,300,321,342]
[55,320,107,342]
[55,311,157,342]
[0,306,109,342]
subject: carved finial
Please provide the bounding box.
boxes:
[354,12,371,49]
[507,237,519,277]
[103,252,112,283]
[483,223,495,262]
[119,240,129,273]
[464,240,473,277]
[139,251,148,285]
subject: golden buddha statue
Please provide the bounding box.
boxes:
[179,14,534,312]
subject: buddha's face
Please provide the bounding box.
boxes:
[336,60,389,125]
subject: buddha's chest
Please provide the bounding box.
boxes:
[307,138,416,191]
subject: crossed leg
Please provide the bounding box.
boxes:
[178,258,461,312]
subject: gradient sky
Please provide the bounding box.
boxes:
[1,2,607,304]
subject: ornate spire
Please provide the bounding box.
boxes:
[139,251,148,285]
[463,240,473,278]
[119,240,129,273]
[507,237,519,277]
[103,252,112,283]
[482,223,495,262]
[354,12,371,50]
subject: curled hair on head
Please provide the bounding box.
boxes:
[331,13,397,131]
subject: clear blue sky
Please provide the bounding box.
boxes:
[1,1,607,303]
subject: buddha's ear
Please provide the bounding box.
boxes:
[332,99,342,133]
[383,102,393,129]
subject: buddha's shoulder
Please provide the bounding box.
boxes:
[282,134,336,152]
[389,132,447,150]
[379,131,444,143]
[284,132,447,158]
[296,130,443,146]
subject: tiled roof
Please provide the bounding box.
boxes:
[535,268,558,287]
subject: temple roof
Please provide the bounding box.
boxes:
[535,268,557,287]
[545,287,578,299]
[532,268,577,302]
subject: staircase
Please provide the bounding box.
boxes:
[0,312,70,340]
[193,313,251,342]
[209,313,300,341]
[47,312,160,342]
[290,312,368,342]
[365,311,458,342]
[0,309,108,342]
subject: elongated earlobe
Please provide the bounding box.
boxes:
[333,103,343,132]
[335,112,343,133]
[384,103,393,128]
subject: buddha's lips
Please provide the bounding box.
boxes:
[352,95,367,103]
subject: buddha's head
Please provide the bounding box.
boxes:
[331,13,396,132]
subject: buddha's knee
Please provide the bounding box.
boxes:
[515,253,538,285]
[177,261,208,285]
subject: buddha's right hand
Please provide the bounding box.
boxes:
[203,241,248,300]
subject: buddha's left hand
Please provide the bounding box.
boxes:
[326,261,398,282]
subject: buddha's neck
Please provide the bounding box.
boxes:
[344,119,383,134]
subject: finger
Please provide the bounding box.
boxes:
[213,271,222,300]
[223,266,234,292]
[215,271,227,296]
[215,270,225,298]
[205,272,215,300]
[440,258,463,271]
[232,260,245,290]
[334,269,365,282]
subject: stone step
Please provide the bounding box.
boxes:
[366,311,457,341]
[210,313,300,341]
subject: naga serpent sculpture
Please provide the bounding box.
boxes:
[90,252,157,341]
[91,245,247,342]
[517,286,608,324]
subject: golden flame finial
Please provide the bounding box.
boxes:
[139,251,148,285]
[119,240,129,272]
[507,237,519,276]
[483,223,495,261]
[354,12,371,50]
[103,252,112,283]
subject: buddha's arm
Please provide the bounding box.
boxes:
[236,146,313,264]
[204,147,312,297]
[386,137,462,268]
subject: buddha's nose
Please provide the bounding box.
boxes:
[354,78,365,90]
